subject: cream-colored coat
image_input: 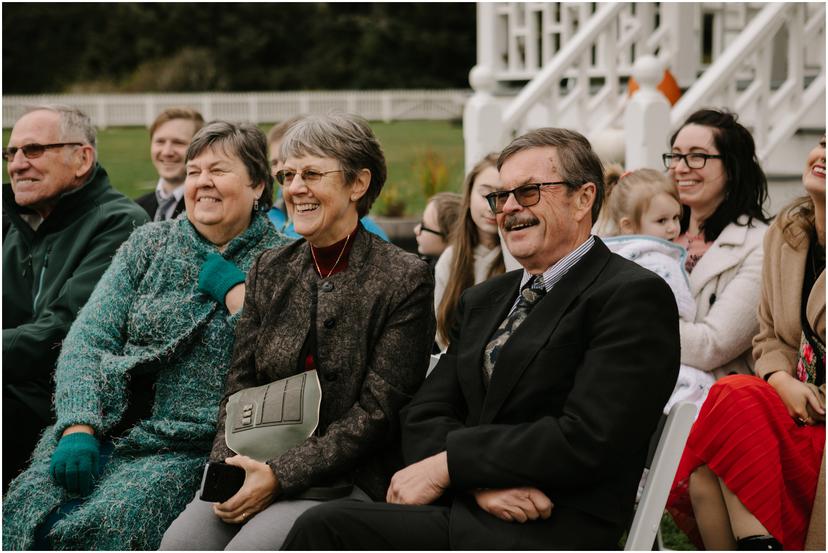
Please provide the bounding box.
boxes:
[680,216,768,379]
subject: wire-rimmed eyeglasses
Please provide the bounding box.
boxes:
[275,168,343,186]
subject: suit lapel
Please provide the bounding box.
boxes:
[457,273,520,422]
[479,240,613,424]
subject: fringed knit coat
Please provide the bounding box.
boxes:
[2,214,287,550]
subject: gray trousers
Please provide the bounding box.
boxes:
[159,486,370,550]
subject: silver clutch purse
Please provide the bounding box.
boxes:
[224,370,322,462]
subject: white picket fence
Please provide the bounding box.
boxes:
[2,89,472,129]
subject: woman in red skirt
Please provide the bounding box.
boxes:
[667,135,826,550]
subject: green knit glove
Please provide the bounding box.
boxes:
[198,253,245,305]
[50,432,100,496]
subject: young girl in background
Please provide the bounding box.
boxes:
[414,192,462,259]
[434,153,504,351]
[601,166,714,413]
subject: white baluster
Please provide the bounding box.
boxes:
[624,55,670,170]
[463,64,504,174]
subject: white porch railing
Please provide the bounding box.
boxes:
[2,89,471,129]
[669,2,826,161]
[464,1,826,172]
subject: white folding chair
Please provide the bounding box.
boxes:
[426,354,441,377]
[625,401,696,551]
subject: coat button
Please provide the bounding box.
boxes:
[324,318,336,329]
[324,372,338,382]
[321,281,334,292]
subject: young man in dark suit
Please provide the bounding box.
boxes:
[282,128,681,550]
[135,107,204,221]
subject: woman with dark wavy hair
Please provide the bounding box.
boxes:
[664,109,771,380]
[667,135,825,550]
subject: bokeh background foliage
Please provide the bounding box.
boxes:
[3,3,476,94]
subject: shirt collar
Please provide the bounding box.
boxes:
[155,179,185,202]
[518,235,596,292]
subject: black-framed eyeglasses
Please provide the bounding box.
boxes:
[662,152,722,170]
[415,221,444,237]
[275,168,342,186]
[484,181,569,214]
[3,142,84,162]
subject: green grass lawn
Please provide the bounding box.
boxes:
[4,120,466,217]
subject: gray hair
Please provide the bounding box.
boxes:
[497,128,605,223]
[279,112,387,218]
[23,104,98,159]
[186,121,274,210]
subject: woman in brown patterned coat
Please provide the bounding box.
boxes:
[161,113,436,550]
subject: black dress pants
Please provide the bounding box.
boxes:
[282,498,624,550]
[282,500,451,550]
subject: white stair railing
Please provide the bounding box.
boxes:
[668,2,825,163]
[466,2,825,172]
[466,2,670,170]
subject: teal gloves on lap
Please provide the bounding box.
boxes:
[198,253,245,305]
[50,432,100,496]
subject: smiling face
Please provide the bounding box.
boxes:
[636,192,682,240]
[184,146,263,246]
[151,118,198,188]
[668,124,728,219]
[281,153,366,247]
[7,109,92,216]
[469,165,500,246]
[803,135,826,202]
[497,146,594,274]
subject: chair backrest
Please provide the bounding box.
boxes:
[426,354,441,377]
[625,401,696,551]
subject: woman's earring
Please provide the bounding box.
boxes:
[253,198,260,212]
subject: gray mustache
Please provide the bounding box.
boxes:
[503,214,539,231]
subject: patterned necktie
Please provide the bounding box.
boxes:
[154,195,178,222]
[482,276,547,386]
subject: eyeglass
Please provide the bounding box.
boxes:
[484,182,569,214]
[275,168,343,186]
[662,152,722,170]
[3,142,84,162]
[415,221,445,237]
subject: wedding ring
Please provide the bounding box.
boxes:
[241,512,248,519]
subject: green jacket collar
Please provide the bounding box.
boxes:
[3,163,114,237]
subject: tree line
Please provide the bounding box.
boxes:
[3,3,476,94]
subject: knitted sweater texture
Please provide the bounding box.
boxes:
[2,214,287,550]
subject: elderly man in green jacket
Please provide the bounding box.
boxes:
[2,104,148,491]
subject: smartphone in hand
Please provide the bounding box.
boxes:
[199,461,246,503]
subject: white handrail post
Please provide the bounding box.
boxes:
[624,56,670,170]
[661,3,699,88]
[463,64,504,174]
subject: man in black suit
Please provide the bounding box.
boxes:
[282,128,680,550]
[135,107,204,221]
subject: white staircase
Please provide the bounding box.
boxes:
[464,2,825,212]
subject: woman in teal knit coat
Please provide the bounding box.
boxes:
[2,121,288,550]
